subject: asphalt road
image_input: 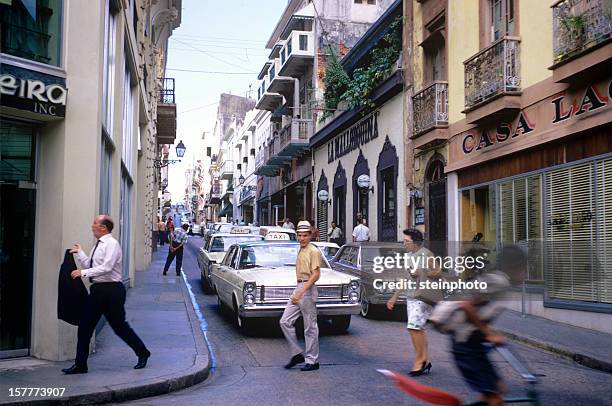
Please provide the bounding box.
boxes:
[121,237,612,406]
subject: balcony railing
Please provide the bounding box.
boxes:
[464,37,521,111]
[159,78,175,104]
[412,82,448,136]
[279,31,315,77]
[552,0,612,64]
[278,118,312,156]
[220,160,234,180]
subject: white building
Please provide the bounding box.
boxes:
[0,0,181,360]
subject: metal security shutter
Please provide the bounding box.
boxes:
[596,158,612,303]
[545,162,598,302]
[318,201,328,242]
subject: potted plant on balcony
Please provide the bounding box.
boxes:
[560,13,587,53]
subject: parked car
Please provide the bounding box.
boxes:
[204,222,231,238]
[313,241,340,262]
[190,223,201,236]
[258,226,297,241]
[198,232,264,293]
[210,241,361,334]
[329,242,408,318]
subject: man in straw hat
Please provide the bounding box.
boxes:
[280,220,321,371]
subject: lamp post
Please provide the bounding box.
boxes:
[153,140,187,168]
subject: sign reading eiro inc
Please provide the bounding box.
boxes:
[0,73,67,117]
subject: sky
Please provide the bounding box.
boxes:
[166,0,287,199]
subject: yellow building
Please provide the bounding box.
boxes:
[405,0,611,332]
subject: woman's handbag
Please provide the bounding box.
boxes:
[412,268,444,306]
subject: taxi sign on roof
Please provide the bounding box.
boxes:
[264,232,290,241]
[231,227,250,234]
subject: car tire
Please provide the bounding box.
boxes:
[202,271,214,294]
[330,315,351,333]
[233,297,253,335]
[360,290,378,318]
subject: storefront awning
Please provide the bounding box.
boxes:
[219,203,233,217]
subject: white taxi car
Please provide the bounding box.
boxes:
[198,231,263,293]
[210,241,360,334]
[258,226,297,241]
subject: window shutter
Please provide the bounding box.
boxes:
[596,158,612,303]
[318,200,328,241]
[545,162,597,302]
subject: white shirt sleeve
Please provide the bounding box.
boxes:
[80,241,120,278]
[76,250,90,269]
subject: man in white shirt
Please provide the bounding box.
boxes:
[62,215,150,374]
[282,218,295,230]
[352,218,370,242]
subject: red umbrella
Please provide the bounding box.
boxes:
[377,369,462,406]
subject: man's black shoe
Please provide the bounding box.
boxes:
[134,350,151,369]
[284,353,305,369]
[300,363,320,371]
[62,364,88,374]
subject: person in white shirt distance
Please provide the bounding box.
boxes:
[352,218,370,242]
[62,215,150,375]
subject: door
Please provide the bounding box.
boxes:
[380,167,397,242]
[334,186,346,239]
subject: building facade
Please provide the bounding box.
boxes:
[310,0,406,242]
[253,0,395,227]
[442,0,611,332]
[0,0,181,360]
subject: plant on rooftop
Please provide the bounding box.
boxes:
[321,50,350,121]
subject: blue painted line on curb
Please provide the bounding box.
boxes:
[181,271,217,369]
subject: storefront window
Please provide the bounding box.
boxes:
[460,185,496,242]
[1,0,63,66]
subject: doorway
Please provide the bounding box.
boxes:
[0,120,36,358]
[426,158,447,243]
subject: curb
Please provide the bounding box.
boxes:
[1,272,212,406]
[499,328,612,374]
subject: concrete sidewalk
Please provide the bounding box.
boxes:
[496,310,612,373]
[0,249,211,405]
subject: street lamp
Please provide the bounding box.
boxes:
[152,140,187,168]
[238,174,245,185]
[357,174,375,194]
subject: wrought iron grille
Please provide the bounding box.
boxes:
[412,81,448,136]
[159,78,175,104]
[464,37,520,110]
[552,0,612,64]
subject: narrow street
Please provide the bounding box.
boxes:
[122,238,612,405]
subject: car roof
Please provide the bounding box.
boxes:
[236,240,299,248]
[210,233,264,238]
[343,241,404,248]
[260,226,296,233]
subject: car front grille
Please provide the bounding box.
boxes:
[256,285,343,301]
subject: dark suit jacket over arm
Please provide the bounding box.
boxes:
[57,249,88,325]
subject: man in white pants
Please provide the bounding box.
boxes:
[280,220,321,371]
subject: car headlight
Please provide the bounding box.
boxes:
[244,282,256,294]
[348,291,359,303]
[244,294,255,305]
[349,280,359,291]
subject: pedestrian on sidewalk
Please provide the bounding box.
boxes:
[167,217,175,235]
[328,221,343,246]
[282,217,295,230]
[387,228,442,376]
[158,217,167,246]
[352,218,370,242]
[280,220,321,372]
[63,215,150,374]
[163,223,189,276]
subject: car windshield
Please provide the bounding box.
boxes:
[324,246,339,258]
[209,235,262,252]
[238,244,331,269]
[360,246,409,273]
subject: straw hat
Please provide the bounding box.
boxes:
[296,220,312,232]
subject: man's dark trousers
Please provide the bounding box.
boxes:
[75,282,148,368]
[163,242,183,275]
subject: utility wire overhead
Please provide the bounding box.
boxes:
[167,67,258,74]
[172,38,257,73]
